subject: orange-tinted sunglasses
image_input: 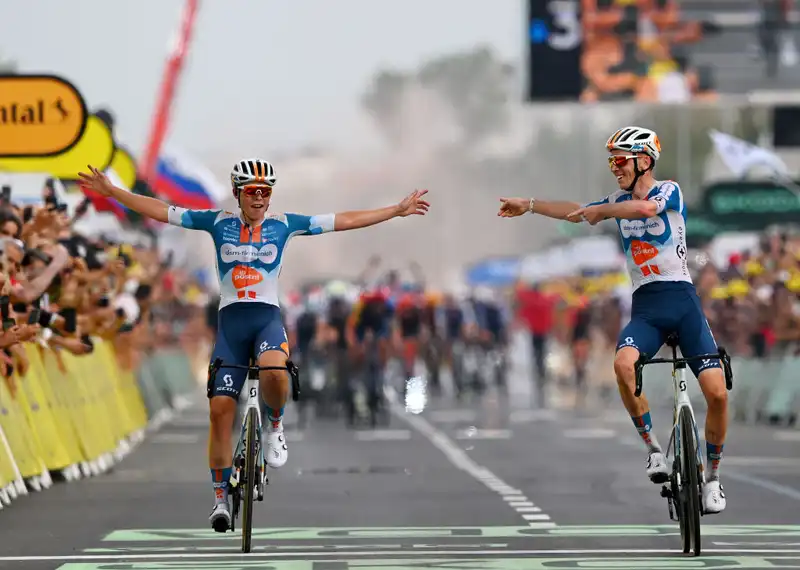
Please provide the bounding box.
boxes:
[608,155,638,168]
[240,185,273,197]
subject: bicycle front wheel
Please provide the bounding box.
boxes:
[679,406,702,556]
[241,407,259,553]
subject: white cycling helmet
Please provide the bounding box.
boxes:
[230,158,277,197]
[606,126,661,161]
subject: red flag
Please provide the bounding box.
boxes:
[80,188,128,221]
[140,0,200,185]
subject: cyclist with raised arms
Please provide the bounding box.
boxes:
[78,160,430,531]
[497,127,727,515]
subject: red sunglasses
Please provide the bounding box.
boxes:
[239,185,273,198]
[608,155,638,168]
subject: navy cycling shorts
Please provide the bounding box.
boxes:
[209,303,288,400]
[616,282,721,378]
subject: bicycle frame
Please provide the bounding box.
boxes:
[206,356,302,510]
[229,370,266,494]
[634,338,734,534]
[665,361,705,486]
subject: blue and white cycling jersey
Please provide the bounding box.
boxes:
[167,207,335,309]
[587,181,691,292]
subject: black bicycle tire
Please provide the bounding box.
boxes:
[241,407,258,553]
[680,406,702,556]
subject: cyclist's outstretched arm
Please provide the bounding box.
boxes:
[593,200,656,220]
[595,181,681,220]
[78,166,169,223]
[497,197,583,221]
[333,189,429,231]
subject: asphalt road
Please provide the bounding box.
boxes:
[2,373,800,570]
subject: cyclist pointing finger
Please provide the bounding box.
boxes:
[498,127,727,515]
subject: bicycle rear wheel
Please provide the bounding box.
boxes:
[240,407,259,553]
[679,406,702,556]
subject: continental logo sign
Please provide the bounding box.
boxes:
[0,74,87,158]
[0,114,115,178]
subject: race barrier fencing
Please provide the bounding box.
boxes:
[511,331,800,428]
[0,339,197,511]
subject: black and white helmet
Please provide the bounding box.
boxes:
[230,158,277,189]
[606,126,661,161]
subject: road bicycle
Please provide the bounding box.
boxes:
[207,357,301,553]
[634,332,733,557]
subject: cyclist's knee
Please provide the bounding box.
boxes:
[613,347,639,387]
[699,369,728,410]
[257,350,288,389]
[209,396,236,429]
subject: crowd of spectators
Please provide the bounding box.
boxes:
[580,0,719,102]
[514,226,800,379]
[0,178,212,395]
[696,226,800,359]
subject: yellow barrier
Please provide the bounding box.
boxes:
[0,338,150,495]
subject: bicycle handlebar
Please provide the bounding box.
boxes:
[634,347,734,398]
[207,357,301,402]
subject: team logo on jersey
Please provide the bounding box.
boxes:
[630,240,661,277]
[630,240,658,266]
[220,243,278,264]
[232,265,264,289]
[620,217,665,238]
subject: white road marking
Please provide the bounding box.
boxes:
[563,428,617,439]
[6,549,800,561]
[522,514,552,521]
[354,429,411,442]
[773,431,800,442]
[455,428,512,440]
[726,471,800,502]
[386,389,555,527]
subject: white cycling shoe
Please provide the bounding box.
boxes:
[703,480,726,514]
[646,451,670,484]
[265,422,288,469]
[209,502,231,533]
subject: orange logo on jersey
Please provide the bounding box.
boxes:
[232,265,263,289]
[631,240,660,276]
[630,240,657,265]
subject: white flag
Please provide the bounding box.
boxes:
[708,129,789,179]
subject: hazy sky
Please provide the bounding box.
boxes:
[1,0,525,161]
